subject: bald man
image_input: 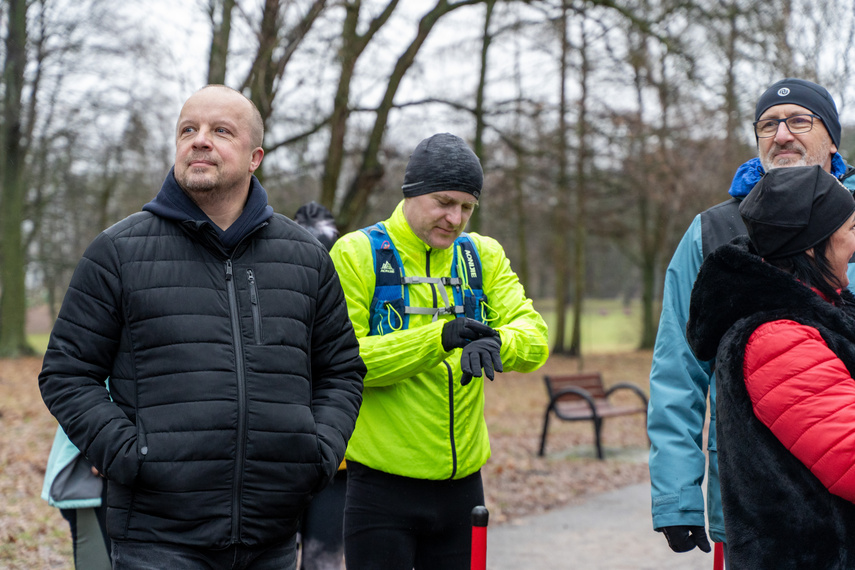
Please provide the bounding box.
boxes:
[39,85,365,569]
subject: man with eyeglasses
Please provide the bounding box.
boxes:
[648,78,855,567]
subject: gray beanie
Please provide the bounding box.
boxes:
[754,78,841,148]
[402,133,483,199]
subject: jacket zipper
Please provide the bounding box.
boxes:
[428,250,457,479]
[247,269,262,344]
[225,259,247,542]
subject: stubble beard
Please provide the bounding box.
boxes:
[176,165,236,210]
[761,139,833,171]
[180,171,219,193]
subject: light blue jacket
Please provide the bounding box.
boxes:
[648,155,855,543]
[41,426,103,510]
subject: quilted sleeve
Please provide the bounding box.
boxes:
[38,232,140,486]
[744,319,855,503]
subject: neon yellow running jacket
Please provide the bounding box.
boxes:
[330,201,549,480]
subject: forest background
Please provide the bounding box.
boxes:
[3,0,855,358]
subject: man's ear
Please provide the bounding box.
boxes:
[249,147,264,173]
[806,247,815,259]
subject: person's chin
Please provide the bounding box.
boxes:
[180,175,217,193]
[428,234,456,250]
[771,154,805,167]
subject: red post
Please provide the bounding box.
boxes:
[470,506,489,570]
[713,542,724,570]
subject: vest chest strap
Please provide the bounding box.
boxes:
[404,305,465,321]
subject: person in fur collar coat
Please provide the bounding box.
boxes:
[687,165,855,569]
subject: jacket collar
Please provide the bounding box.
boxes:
[729,154,854,199]
[143,168,274,250]
[686,236,855,360]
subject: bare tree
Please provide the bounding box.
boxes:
[550,0,571,355]
[334,0,485,231]
[0,0,32,356]
[319,0,399,210]
[566,4,593,358]
[469,0,496,233]
[206,0,237,84]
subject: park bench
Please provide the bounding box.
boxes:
[538,372,649,459]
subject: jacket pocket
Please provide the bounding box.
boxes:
[130,414,152,490]
[247,269,263,344]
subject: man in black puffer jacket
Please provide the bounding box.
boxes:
[39,85,365,569]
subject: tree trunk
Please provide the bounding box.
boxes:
[336,0,481,232]
[568,12,590,358]
[551,2,570,355]
[320,0,399,210]
[511,23,529,291]
[470,0,495,233]
[241,0,327,182]
[0,0,34,356]
[206,0,236,85]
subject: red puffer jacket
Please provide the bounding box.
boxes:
[744,319,855,503]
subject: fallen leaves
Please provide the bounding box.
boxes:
[0,350,656,567]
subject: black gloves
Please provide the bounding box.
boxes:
[440,317,503,386]
[441,317,498,352]
[660,525,711,554]
[460,336,502,386]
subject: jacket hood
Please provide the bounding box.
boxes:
[143,168,274,250]
[686,235,852,361]
[728,154,854,198]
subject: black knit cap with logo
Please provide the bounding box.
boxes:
[754,78,841,148]
[739,165,855,259]
[402,133,483,199]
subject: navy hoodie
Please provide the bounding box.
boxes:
[143,167,274,251]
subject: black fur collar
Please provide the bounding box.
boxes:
[687,235,855,361]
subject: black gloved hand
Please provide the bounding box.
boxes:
[659,525,712,553]
[441,317,499,352]
[460,336,502,386]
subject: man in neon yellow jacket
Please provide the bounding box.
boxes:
[330,133,549,569]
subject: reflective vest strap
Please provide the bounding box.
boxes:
[361,223,409,334]
[452,234,486,319]
[359,224,488,336]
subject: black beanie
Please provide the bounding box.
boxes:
[754,78,841,148]
[402,133,483,199]
[739,165,855,259]
[294,201,339,251]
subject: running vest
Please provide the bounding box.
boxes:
[700,198,747,259]
[360,222,488,336]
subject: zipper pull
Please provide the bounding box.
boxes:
[225,259,233,280]
[247,269,258,304]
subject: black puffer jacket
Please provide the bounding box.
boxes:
[39,171,365,548]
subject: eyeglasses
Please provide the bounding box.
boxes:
[753,114,821,138]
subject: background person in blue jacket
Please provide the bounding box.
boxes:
[648,77,855,565]
[42,425,111,569]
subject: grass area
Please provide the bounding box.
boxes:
[534,298,653,353]
[25,299,654,356]
[28,334,49,355]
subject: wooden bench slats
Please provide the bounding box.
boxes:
[554,402,645,420]
[538,372,649,459]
